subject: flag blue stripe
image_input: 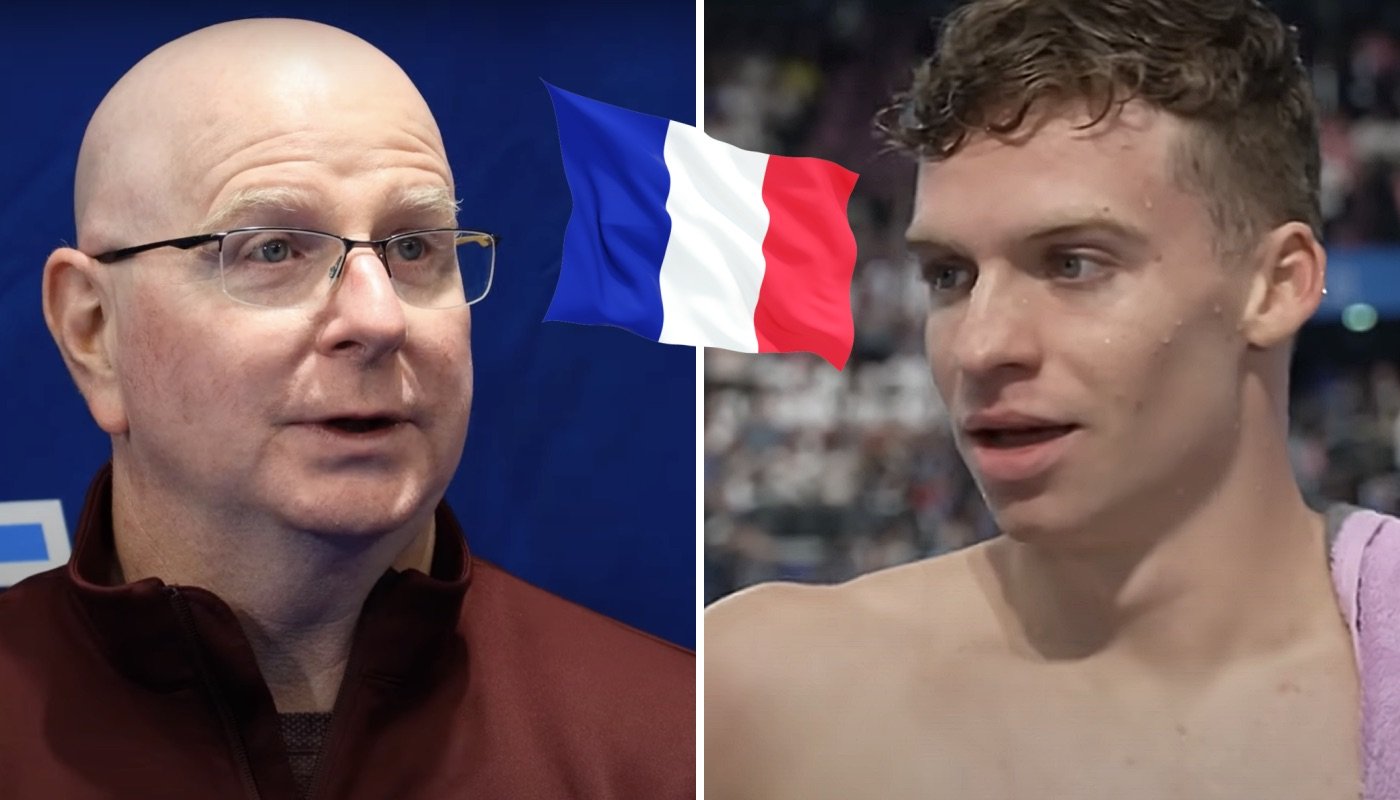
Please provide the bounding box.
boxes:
[544,84,671,340]
[0,523,48,562]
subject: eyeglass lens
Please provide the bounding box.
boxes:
[219,229,493,309]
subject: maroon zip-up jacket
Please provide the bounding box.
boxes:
[0,466,695,799]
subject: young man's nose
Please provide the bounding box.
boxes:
[949,268,1043,378]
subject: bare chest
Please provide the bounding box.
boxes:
[761,659,1360,800]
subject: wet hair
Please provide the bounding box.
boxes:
[878,0,1321,254]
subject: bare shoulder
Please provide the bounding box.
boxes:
[704,543,1001,799]
[706,544,995,702]
[707,541,993,654]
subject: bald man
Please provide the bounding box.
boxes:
[0,19,692,800]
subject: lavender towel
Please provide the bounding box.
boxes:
[1332,507,1400,799]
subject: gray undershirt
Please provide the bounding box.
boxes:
[278,712,333,800]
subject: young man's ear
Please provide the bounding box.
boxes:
[1239,221,1326,349]
[42,247,128,434]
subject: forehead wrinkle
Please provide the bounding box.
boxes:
[174,89,450,230]
[368,115,448,166]
[191,122,447,180]
[187,134,451,226]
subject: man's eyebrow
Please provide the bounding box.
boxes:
[904,215,1151,256]
[197,185,462,233]
[198,187,317,233]
[904,228,974,260]
[1021,216,1151,247]
[385,185,461,226]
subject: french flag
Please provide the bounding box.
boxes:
[544,85,859,369]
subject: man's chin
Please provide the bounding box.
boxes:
[992,495,1153,554]
[282,509,414,535]
[266,475,439,538]
[985,492,1083,546]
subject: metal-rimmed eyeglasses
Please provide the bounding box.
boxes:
[91,227,497,310]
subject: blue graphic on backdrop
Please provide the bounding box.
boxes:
[0,501,70,588]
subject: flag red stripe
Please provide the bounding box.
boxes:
[754,155,859,369]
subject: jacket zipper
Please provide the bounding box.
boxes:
[302,631,366,800]
[168,586,265,800]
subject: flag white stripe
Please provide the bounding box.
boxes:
[657,122,769,351]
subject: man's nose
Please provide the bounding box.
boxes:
[949,268,1042,379]
[315,245,408,363]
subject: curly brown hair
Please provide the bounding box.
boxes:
[878,0,1321,252]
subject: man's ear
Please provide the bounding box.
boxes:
[42,247,127,434]
[1239,221,1326,349]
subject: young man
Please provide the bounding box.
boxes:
[0,19,692,799]
[707,2,1372,797]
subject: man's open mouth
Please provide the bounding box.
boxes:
[969,425,1077,448]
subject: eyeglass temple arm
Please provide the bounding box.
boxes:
[93,233,222,264]
[458,232,500,246]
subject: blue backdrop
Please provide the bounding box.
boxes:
[0,3,696,647]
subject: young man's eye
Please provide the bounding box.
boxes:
[923,263,975,292]
[1047,253,1107,281]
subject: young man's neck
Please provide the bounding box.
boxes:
[108,459,437,713]
[985,394,1340,681]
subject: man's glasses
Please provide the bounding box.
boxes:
[91,227,497,310]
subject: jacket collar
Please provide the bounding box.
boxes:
[64,463,472,690]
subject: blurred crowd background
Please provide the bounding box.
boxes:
[704,0,1400,602]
